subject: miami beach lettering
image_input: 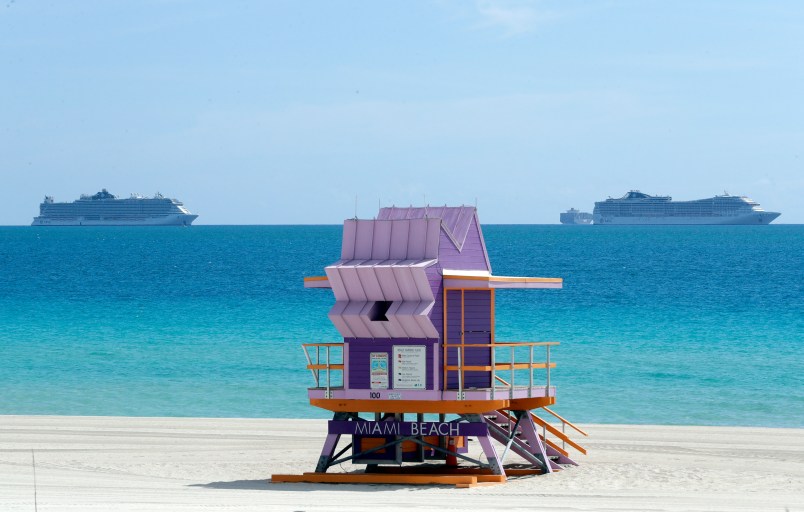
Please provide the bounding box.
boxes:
[353,421,401,436]
[353,422,458,436]
[409,422,460,436]
[330,421,480,437]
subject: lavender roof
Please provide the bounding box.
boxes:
[377,205,477,252]
[308,206,561,339]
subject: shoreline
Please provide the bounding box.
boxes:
[2,415,803,511]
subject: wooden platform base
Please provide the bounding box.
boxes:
[271,471,507,488]
[366,465,544,477]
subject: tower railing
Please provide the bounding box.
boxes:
[302,343,344,398]
[443,341,558,399]
[302,340,557,402]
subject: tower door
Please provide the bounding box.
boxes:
[445,289,493,389]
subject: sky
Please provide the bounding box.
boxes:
[1,1,802,224]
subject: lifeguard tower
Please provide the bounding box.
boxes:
[273,206,586,487]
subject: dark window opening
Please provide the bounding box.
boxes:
[368,301,392,321]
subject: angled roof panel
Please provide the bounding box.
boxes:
[325,259,436,301]
[390,301,427,338]
[381,301,408,338]
[389,220,410,259]
[452,207,475,250]
[378,205,478,252]
[410,264,435,301]
[355,264,384,301]
[336,266,367,301]
[353,220,375,260]
[406,218,428,260]
[327,301,352,336]
[424,218,440,259]
[324,266,348,300]
[413,302,439,338]
[371,220,393,260]
[340,220,358,260]
[342,301,372,338]
[373,265,403,301]
[392,265,421,301]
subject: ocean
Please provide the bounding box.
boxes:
[0,225,801,427]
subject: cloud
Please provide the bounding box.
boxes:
[473,0,564,36]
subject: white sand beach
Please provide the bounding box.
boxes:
[1,415,802,512]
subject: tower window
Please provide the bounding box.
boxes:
[368,301,392,321]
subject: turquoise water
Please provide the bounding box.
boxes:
[0,225,801,426]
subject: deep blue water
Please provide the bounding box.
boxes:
[0,225,801,426]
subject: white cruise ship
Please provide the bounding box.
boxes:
[32,189,198,226]
[560,208,594,225]
[593,191,780,225]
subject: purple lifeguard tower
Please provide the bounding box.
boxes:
[273,206,586,487]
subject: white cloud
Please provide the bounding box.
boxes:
[473,0,564,36]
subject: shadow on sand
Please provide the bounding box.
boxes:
[190,478,418,491]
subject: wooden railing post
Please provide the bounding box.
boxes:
[509,345,515,399]
[528,344,534,398]
[491,344,496,399]
[326,345,331,397]
[546,344,551,398]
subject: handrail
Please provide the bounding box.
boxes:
[445,341,557,399]
[530,413,587,455]
[496,408,587,457]
[443,363,555,371]
[542,407,589,437]
[306,364,345,370]
[443,341,559,348]
[301,342,344,396]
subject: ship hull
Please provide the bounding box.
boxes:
[31,214,198,226]
[594,212,780,225]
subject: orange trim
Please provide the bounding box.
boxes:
[443,342,558,348]
[490,288,495,343]
[530,412,587,455]
[368,466,496,475]
[360,437,388,454]
[271,473,505,486]
[309,398,511,414]
[508,396,555,410]
[494,375,510,386]
[503,468,544,476]
[543,437,570,458]
[306,364,345,370]
[303,276,329,282]
[442,286,448,389]
[444,286,494,291]
[543,406,589,437]
[444,275,562,283]
[460,289,465,389]
[444,362,555,372]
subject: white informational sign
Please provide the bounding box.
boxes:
[393,345,426,389]
[370,352,388,390]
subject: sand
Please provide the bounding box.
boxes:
[1,415,802,511]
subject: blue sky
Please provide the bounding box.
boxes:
[1,1,802,224]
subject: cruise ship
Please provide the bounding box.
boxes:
[32,189,199,226]
[593,191,780,225]
[560,208,594,225]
